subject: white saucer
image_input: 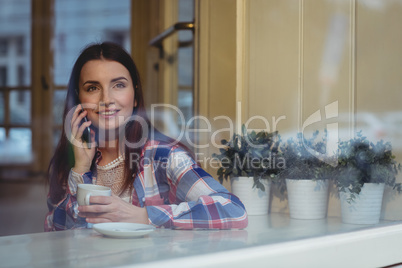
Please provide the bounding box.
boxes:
[93,222,156,238]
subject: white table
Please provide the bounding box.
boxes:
[1,213,402,268]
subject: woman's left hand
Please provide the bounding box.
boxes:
[78,196,149,224]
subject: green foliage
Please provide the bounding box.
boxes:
[279,130,335,181]
[335,131,402,202]
[212,124,283,191]
[213,126,402,200]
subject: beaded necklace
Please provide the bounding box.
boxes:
[96,154,124,170]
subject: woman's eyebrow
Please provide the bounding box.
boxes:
[82,77,128,86]
[82,80,100,86]
[111,77,128,83]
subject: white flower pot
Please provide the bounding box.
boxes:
[339,183,385,225]
[231,177,270,216]
[286,179,329,220]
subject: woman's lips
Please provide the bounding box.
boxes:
[97,109,120,118]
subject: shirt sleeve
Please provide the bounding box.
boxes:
[145,147,248,229]
[44,169,93,231]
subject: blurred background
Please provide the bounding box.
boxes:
[0,0,194,236]
[1,0,402,236]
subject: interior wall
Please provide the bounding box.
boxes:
[245,0,299,136]
[196,0,237,190]
[355,0,402,220]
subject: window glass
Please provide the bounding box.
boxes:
[177,0,194,127]
[0,0,31,87]
[0,92,4,124]
[246,0,402,225]
[9,90,31,125]
[0,66,6,86]
[0,0,31,167]
[17,65,25,86]
[16,36,24,55]
[0,38,7,56]
[0,127,4,141]
[53,89,67,126]
[0,128,32,164]
[53,0,131,86]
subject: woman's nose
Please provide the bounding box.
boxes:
[100,88,114,107]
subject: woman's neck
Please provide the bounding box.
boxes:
[97,138,123,165]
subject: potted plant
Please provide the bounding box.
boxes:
[335,131,402,224]
[213,125,283,215]
[279,131,335,220]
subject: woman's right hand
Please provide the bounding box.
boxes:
[70,105,96,174]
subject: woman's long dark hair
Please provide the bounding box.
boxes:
[48,42,179,204]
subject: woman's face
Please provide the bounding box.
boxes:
[78,59,136,132]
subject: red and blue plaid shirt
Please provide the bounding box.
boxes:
[45,140,248,231]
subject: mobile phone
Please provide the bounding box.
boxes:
[80,104,91,149]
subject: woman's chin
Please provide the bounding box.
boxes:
[96,123,126,135]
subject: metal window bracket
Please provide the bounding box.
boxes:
[149,21,194,59]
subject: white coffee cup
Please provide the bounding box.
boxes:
[77,184,111,206]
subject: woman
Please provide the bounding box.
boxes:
[45,42,248,231]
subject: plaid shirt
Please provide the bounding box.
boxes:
[45,140,248,231]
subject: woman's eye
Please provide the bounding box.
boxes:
[114,82,126,89]
[86,86,98,92]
